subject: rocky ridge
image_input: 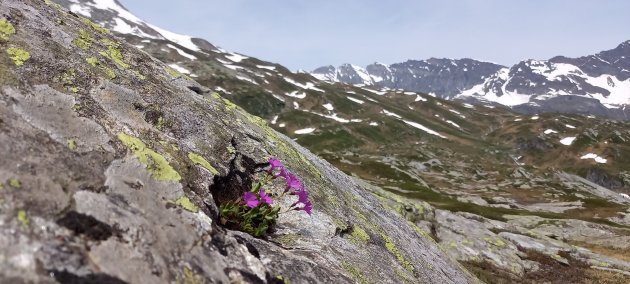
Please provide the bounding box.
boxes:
[312,42,630,120]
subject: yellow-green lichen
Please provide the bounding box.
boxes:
[67,139,77,151]
[86,56,99,67]
[223,98,238,111]
[159,141,179,151]
[81,17,109,34]
[174,196,199,213]
[165,66,181,78]
[274,275,290,284]
[6,48,30,66]
[73,29,94,50]
[394,267,415,284]
[131,70,146,80]
[349,226,370,245]
[17,210,29,227]
[100,45,130,69]
[187,152,219,175]
[382,234,415,273]
[103,66,116,79]
[276,234,300,246]
[155,117,167,130]
[483,236,506,247]
[86,56,117,79]
[9,178,21,188]
[181,266,202,284]
[69,87,79,93]
[594,260,609,268]
[341,261,371,284]
[0,18,16,41]
[61,69,77,85]
[407,221,432,240]
[226,145,236,154]
[117,132,182,182]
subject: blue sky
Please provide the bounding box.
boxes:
[122,0,630,71]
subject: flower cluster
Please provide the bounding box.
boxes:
[219,157,312,237]
[267,158,313,215]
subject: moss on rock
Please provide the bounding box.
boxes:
[73,29,94,50]
[6,48,30,66]
[341,261,371,284]
[349,225,370,245]
[81,17,109,34]
[17,210,29,227]
[382,233,416,274]
[117,132,182,182]
[0,18,16,41]
[9,178,21,188]
[187,152,219,175]
[174,196,199,213]
[67,139,77,150]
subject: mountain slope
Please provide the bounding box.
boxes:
[313,41,630,120]
[30,0,630,282]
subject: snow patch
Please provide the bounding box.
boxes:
[382,109,402,119]
[294,128,316,134]
[215,86,231,94]
[415,95,427,102]
[580,153,607,164]
[167,44,197,60]
[168,63,190,74]
[403,120,447,139]
[446,120,461,129]
[256,65,276,71]
[69,4,92,17]
[148,24,200,51]
[236,75,258,85]
[544,129,558,134]
[226,53,249,63]
[560,137,576,145]
[347,97,365,104]
[323,103,334,111]
[285,91,306,99]
[361,88,387,95]
[283,77,324,92]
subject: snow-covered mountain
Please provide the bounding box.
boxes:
[312,41,630,120]
[57,0,210,51]
[312,59,503,99]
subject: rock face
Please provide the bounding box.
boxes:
[0,1,476,283]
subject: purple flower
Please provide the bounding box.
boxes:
[276,167,289,179]
[296,187,309,204]
[296,200,313,215]
[243,192,260,208]
[268,157,284,175]
[259,190,273,205]
[291,187,312,215]
[285,173,302,192]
